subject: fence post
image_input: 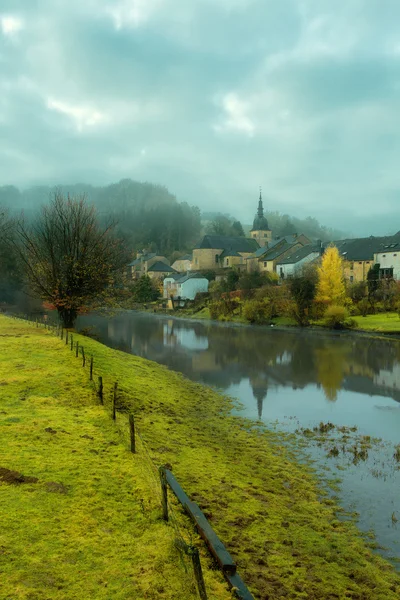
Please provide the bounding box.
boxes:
[98,376,103,404]
[81,346,86,368]
[112,382,117,420]
[75,341,79,358]
[70,334,73,351]
[129,414,136,453]
[189,546,208,600]
[159,466,169,521]
[66,330,69,345]
[90,356,93,380]
[61,327,63,340]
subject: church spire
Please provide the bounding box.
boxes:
[258,187,264,217]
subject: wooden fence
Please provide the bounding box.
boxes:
[9,313,254,600]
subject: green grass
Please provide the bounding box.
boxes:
[1,315,400,599]
[353,312,400,332]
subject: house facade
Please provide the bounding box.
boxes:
[192,235,259,270]
[276,245,321,279]
[128,252,170,279]
[247,234,311,273]
[330,233,400,282]
[163,273,209,300]
[374,241,400,280]
[171,254,192,272]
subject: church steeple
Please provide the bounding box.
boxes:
[250,188,272,247]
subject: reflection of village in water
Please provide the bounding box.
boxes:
[79,313,400,418]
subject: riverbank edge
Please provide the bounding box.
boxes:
[125,307,400,342]
[3,315,400,598]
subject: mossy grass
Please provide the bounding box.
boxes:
[352,313,400,332]
[1,315,400,599]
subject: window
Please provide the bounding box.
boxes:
[215,254,219,264]
[358,261,362,264]
[366,261,370,264]
[263,261,267,267]
[226,259,229,266]
[264,233,268,238]
[350,262,354,269]
[350,276,354,283]
[394,254,397,257]
[383,254,386,258]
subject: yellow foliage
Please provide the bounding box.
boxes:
[316,246,346,305]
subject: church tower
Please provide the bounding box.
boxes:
[250,189,272,247]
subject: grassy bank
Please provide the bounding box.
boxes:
[352,313,400,332]
[1,316,400,599]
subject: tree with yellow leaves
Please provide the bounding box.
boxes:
[315,246,346,305]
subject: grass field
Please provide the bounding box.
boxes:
[353,312,400,332]
[1,315,400,599]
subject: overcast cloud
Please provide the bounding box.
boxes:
[1,0,400,235]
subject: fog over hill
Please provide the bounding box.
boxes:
[0,179,347,246]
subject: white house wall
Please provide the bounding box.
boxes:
[277,252,320,279]
[177,279,209,300]
[374,252,400,280]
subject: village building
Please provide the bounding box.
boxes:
[246,234,311,273]
[163,272,209,300]
[147,261,178,281]
[171,254,192,272]
[250,191,272,247]
[330,233,400,282]
[192,235,259,270]
[374,239,400,280]
[128,252,170,279]
[276,244,322,279]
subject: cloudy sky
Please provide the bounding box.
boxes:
[1,0,400,235]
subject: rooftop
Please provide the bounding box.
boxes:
[147,261,177,273]
[194,235,259,253]
[277,244,321,265]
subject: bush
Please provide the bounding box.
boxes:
[242,299,272,324]
[357,298,370,316]
[209,297,240,320]
[323,305,354,329]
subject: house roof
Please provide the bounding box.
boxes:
[220,249,241,258]
[250,235,300,259]
[176,272,209,284]
[261,241,299,262]
[329,233,400,261]
[128,252,158,267]
[178,254,193,261]
[277,245,320,265]
[147,261,177,273]
[194,235,259,253]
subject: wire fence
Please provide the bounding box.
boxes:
[8,313,254,600]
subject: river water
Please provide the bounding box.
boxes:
[77,311,400,564]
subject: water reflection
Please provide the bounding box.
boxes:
[77,312,400,561]
[78,312,400,416]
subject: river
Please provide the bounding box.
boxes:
[77,311,400,564]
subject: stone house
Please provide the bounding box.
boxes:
[330,233,400,282]
[374,239,400,280]
[192,235,259,270]
[171,254,192,272]
[247,234,311,273]
[163,272,209,300]
[276,244,321,279]
[128,252,170,280]
[147,261,178,281]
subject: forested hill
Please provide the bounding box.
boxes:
[0,180,201,257]
[0,179,345,256]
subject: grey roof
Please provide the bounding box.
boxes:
[176,272,209,284]
[277,245,320,265]
[178,254,193,261]
[220,249,241,258]
[261,241,299,262]
[194,235,259,253]
[329,233,400,261]
[251,235,299,259]
[128,252,158,267]
[147,261,177,273]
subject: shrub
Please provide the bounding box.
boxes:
[323,305,349,329]
[242,299,272,324]
[357,298,370,316]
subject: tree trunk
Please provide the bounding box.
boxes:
[58,307,78,328]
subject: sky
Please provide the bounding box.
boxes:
[1,0,400,236]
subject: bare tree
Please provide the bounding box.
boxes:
[13,192,128,327]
